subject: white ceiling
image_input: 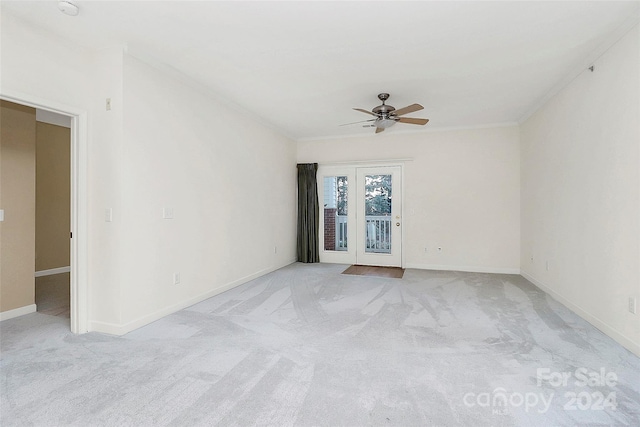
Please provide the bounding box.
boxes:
[3,1,639,140]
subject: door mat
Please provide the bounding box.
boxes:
[342,265,405,279]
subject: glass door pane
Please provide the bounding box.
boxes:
[363,174,392,253]
[356,166,401,267]
[322,176,348,251]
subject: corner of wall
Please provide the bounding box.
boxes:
[518,24,640,357]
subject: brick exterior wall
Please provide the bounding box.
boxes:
[324,208,337,250]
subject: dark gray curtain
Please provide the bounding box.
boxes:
[297,163,319,263]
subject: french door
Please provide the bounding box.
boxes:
[318,165,402,267]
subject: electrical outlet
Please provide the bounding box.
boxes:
[162,207,174,219]
[629,297,637,314]
[424,247,428,253]
[173,272,180,285]
[106,98,111,111]
[105,208,113,222]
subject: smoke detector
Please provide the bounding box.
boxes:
[58,1,79,16]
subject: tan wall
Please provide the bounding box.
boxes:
[36,122,70,271]
[0,101,36,312]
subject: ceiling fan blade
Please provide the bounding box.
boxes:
[339,118,376,126]
[375,127,385,134]
[353,108,378,117]
[397,117,429,125]
[392,103,423,116]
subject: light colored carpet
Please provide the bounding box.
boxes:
[1,263,639,426]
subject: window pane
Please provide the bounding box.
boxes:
[323,176,348,251]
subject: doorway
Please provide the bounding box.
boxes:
[0,92,88,333]
[319,164,403,267]
[34,111,71,318]
[0,102,71,321]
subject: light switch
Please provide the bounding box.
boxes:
[105,208,113,222]
[0,209,4,222]
[162,207,174,219]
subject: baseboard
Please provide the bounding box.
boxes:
[521,271,640,358]
[405,263,520,275]
[0,304,37,321]
[35,266,71,277]
[89,260,296,336]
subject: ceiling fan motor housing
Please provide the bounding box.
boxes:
[373,93,396,116]
[373,104,396,115]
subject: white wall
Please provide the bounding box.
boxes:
[520,25,640,355]
[0,13,93,109]
[89,47,126,327]
[1,12,297,333]
[0,12,123,327]
[298,126,521,273]
[117,55,297,329]
[36,109,72,128]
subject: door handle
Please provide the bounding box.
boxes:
[396,222,400,226]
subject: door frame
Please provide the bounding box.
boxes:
[1,90,89,334]
[318,161,405,268]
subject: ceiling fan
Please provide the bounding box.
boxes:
[346,93,429,133]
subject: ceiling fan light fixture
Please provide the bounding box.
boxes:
[376,118,396,129]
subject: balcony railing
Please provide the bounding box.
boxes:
[336,215,348,251]
[364,215,392,253]
[334,215,391,253]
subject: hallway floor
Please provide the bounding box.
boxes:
[35,272,70,318]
